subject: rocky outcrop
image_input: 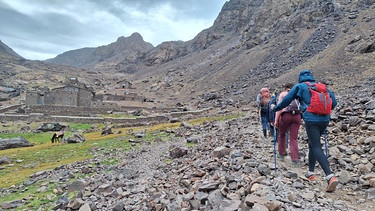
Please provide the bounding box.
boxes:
[37,123,66,132]
[0,137,34,150]
[63,133,85,144]
[0,40,23,59]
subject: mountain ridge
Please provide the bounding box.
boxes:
[0,0,374,108]
[0,40,23,59]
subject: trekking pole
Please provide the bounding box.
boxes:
[324,130,328,158]
[273,123,277,173]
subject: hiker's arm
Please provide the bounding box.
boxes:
[274,93,284,126]
[274,86,298,111]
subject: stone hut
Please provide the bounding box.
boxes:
[100,89,146,103]
[116,80,132,89]
[25,78,95,107]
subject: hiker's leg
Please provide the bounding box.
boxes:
[266,121,271,137]
[305,122,317,172]
[277,115,288,155]
[305,121,332,175]
[316,121,334,176]
[288,114,302,161]
[261,117,267,137]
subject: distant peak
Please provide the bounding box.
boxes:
[130,32,143,39]
[117,33,144,42]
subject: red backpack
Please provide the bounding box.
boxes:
[305,82,332,115]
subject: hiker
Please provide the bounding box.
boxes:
[267,93,278,141]
[273,69,338,192]
[256,87,272,139]
[275,83,302,167]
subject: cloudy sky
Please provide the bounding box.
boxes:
[0,0,228,60]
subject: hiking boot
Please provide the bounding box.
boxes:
[305,172,315,181]
[277,154,285,161]
[326,176,338,192]
[291,160,299,168]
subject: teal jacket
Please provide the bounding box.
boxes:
[274,70,337,122]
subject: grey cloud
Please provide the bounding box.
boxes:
[0,0,227,60]
[87,0,226,20]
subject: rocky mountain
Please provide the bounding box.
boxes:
[45,33,154,73]
[0,40,23,59]
[0,0,374,108]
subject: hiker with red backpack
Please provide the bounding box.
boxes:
[273,70,338,192]
[257,87,272,139]
[275,83,302,167]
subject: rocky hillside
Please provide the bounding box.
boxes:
[0,0,374,108]
[43,0,375,107]
[0,40,23,59]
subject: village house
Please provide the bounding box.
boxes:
[24,77,146,109]
[25,77,95,107]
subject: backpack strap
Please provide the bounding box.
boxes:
[305,81,317,92]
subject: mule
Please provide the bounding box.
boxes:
[51,131,64,143]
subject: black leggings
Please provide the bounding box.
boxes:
[305,121,332,176]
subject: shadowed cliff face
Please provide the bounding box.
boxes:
[0,0,374,108]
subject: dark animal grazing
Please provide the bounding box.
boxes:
[51,131,64,143]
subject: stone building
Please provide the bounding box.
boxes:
[25,78,95,107]
[24,77,146,110]
[101,91,146,102]
[116,80,132,89]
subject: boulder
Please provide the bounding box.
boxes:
[37,123,66,132]
[64,133,86,144]
[0,137,34,150]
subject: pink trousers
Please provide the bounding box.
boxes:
[277,112,302,161]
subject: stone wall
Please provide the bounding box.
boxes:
[26,105,115,116]
[100,93,145,102]
[0,109,209,126]
[24,105,168,116]
[0,104,22,113]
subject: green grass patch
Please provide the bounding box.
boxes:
[1,181,60,209]
[0,113,242,207]
[0,132,56,145]
[165,159,173,164]
[67,123,92,131]
[186,142,198,147]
